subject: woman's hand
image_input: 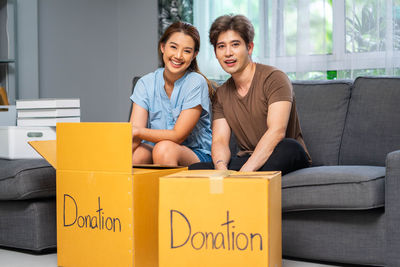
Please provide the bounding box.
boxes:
[134,105,202,144]
[132,125,140,138]
[130,103,149,152]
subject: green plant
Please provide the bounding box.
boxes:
[346,1,386,52]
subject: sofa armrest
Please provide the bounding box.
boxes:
[385,149,400,266]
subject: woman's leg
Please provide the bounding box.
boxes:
[152,140,200,166]
[132,143,153,164]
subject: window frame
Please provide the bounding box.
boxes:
[260,0,400,73]
[194,0,400,79]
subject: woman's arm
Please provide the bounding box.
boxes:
[130,103,148,152]
[133,105,202,144]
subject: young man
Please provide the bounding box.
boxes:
[190,15,311,174]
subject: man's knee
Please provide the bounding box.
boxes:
[276,138,302,151]
[274,138,307,159]
[261,138,309,174]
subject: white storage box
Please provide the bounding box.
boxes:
[0,126,56,159]
[0,105,16,126]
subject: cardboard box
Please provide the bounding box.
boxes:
[30,122,185,267]
[0,126,56,159]
[132,166,187,267]
[159,170,282,267]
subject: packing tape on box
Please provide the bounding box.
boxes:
[209,175,224,194]
[165,170,232,194]
[208,170,232,194]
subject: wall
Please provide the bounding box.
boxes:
[18,0,39,101]
[38,0,158,122]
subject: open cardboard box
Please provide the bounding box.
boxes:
[30,122,186,267]
[158,169,282,267]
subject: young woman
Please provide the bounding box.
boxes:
[130,21,213,166]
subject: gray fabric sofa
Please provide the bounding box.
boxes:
[282,76,400,266]
[0,76,399,267]
[0,159,56,251]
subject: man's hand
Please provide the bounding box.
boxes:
[215,159,228,170]
[239,163,253,172]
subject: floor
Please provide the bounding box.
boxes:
[0,248,345,267]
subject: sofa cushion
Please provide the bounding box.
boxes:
[0,159,56,200]
[283,208,385,266]
[340,76,400,166]
[0,199,56,251]
[282,166,385,212]
[292,80,352,166]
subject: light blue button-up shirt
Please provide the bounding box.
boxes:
[130,68,211,156]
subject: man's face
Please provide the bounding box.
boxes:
[214,30,253,75]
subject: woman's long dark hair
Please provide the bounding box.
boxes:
[158,21,215,99]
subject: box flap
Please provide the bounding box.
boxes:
[133,163,184,169]
[57,123,132,172]
[163,170,234,178]
[228,171,281,179]
[29,140,57,168]
[163,170,281,195]
[163,170,234,194]
[163,170,280,179]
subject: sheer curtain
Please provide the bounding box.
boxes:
[193,0,400,80]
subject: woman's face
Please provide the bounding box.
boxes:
[161,32,197,78]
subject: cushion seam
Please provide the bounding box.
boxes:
[337,83,353,165]
[283,203,384,213]
[17,187,56,200]
[0,166,54,182]
[282,175,384,189]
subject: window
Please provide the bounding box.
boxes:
[194,0,400,80]
[0,0,17,103]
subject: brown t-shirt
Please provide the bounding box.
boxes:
[213,63,311,162]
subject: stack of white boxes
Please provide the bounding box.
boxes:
[0,98,80,159]
[16,98,80,126]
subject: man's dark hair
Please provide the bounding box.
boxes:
[209,14,255,49]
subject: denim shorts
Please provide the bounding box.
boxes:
[192,149,212,163]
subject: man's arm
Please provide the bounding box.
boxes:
[130,103,149,152]
[211,118,232,170]
[240,101,292,172]
[132,105,202,145]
